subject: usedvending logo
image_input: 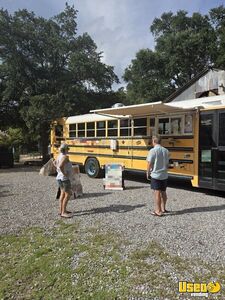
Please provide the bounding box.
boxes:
[179,281,221,297]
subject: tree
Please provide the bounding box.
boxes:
[210,6,225,68]
[123,9,220,104]
[151,10,216,86]
[0,4,119,161]
[124,49,174,103]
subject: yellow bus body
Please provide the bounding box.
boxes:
[50,96,225,191]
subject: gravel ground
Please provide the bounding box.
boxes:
[1,164,225,265]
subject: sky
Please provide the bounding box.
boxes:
[0,0,225,89]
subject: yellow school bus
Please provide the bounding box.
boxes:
[51,95,225,191]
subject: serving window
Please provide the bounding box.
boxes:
[158,115,187,135]
[158,118,170,135]
[171,117,182,135]
[184,114,193,134]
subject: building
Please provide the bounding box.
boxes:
[164,68,225,103]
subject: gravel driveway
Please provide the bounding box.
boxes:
[1,165,225,266]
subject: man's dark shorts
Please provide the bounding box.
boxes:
[57,179,72,193]
[151,178,167,191]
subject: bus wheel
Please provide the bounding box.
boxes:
[85,158,100,178]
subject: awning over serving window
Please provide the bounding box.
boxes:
[90,95,225,117]
[90,101,193,117]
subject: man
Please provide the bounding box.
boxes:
[146,135,169,216]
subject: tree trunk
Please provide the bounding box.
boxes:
[40,122,50,163]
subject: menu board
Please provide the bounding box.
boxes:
[103,163,124,190]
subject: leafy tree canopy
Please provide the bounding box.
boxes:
[0,3,119,159]
[124,7,225,103]
[124,49,174,103]
[0,128,23,147]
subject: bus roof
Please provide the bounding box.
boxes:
[90,95,225,116]
[168,94,225,109]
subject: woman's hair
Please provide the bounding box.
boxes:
[59,143,69,154]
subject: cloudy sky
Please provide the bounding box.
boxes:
[0,0,224,89]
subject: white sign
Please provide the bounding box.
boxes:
[104,163,124,190]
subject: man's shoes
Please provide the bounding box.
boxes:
[151,211,163,217]
[58,211,72,216]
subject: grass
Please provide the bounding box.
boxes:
[0,222,224,299]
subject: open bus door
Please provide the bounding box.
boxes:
[199,109,225,191]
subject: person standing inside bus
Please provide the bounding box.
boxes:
[146,135,169,216]
[56,143,73,218]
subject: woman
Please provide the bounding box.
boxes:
[55,143,73,218]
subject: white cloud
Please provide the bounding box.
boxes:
[75,0,155,87]
[1,0,224,89]
[74,0,222,88]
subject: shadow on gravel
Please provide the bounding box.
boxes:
[171,204,225,215]
[124,171,225,198]
[0,164,41,173]
[124,186,147,190]
[80,192,112,199]
[0,190,14,198]
[74,204,146,216]
[0,184,14,198]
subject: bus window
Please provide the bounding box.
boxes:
[87,122,95,137]
[55,124,63,137]
[78,123,85,137]
[158,118,170,135]
[108,120,118,137]
[97,121,106,137]
[171,117,182,135]
[133,118,147,136]
[120,119,131,136]
[69,124,76,138]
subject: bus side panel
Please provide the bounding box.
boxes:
[131,136,195,177]
[67,134,196,179]
[67,138,133,168]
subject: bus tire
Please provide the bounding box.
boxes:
[85,158,101,178]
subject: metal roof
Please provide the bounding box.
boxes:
[168,94,225,109]
[164,67,224,103]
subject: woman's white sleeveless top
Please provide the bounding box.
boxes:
[56,153,73,181]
